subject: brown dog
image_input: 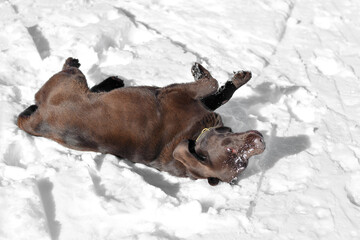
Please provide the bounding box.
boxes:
[17,58,265,186]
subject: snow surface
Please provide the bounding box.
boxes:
[1,0,360,239]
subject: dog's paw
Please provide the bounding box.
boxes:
[63,57,81,69]
[90,76,125,93]
[191,62,211,81]
[231,71,252,88]
[107,76,125,87]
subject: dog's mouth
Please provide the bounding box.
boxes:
[234,145,261,171]
[234,154,249,172]
[232,131,265,173]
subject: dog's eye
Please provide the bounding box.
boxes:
[197,153,207,162]
[215,127,232,133]
[188,140,208,163]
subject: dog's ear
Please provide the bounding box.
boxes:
[173,140,211,177]
[173,141,222,186]
[173,140,203,168]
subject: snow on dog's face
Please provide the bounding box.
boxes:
[173,127,265,185]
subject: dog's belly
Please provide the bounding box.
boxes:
[43,87,209,164]
[96,88,208,163]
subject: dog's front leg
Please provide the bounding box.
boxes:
[201,71,252,111]
[162,63,218,100]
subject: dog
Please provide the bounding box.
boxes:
[17,58,265,186]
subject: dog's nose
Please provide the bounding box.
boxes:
[246,130,266,151]
[246,130,263,138]
[253,136,266,150]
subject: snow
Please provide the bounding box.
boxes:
[1,0,360,239]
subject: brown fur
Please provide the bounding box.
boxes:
[17,58,265,185]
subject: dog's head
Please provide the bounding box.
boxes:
[173,127,265,186]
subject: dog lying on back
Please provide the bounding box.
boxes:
[17,58,265,185]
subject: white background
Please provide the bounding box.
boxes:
[0,0,359,239]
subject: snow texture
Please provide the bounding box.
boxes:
[1,0,360,239]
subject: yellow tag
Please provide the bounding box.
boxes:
[196,128,212,142]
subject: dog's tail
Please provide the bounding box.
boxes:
[17,105,42,136]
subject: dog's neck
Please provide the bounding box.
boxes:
[195,127,214,142]
[154,112,223,176]
[191,112,223,140]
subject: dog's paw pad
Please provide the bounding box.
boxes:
[64,57,81,69]
[232,71,252,88]
[191,62,210,81]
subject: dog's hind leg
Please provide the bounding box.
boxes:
[201,71,252,111]
[18,57,89,137]
[63,58,125,93]
[90,76,125,93]
[35,58,90,105]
